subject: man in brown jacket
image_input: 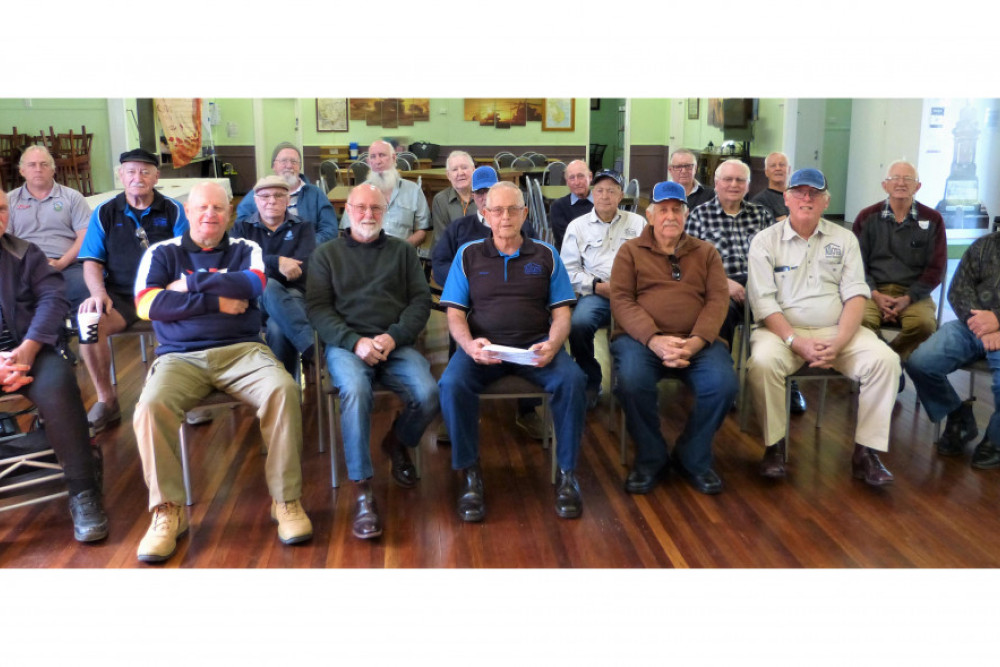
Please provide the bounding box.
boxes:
[610,181,737,496]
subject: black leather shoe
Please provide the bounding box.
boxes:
[971,437,1000,470]
[937,399,978,457]
[759,439,787,479]
[555,469,582,518]
[851,444,894,486]
[68,489,109,543]
[624,465,667,494]
[351,480,382,539]
[381,427,417,488]
[789,381,807,414]
[457,463,485,522]
[676,466,723,495]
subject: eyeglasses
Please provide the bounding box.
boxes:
[716,177,748,185]
[884,175,918,184]
[347,203,386,215]
[486,205,525,217]
[667,254,682,281]
[669,163,696,172]
[788,187,825,200]
[255,193,288,201]
[122,168,155,178]
[275,158,301,166]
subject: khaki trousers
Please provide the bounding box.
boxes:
[747,325,900,452]
[861,283,937,360]
[133,342,303,510]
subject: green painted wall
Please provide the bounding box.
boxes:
[629,98,670,145]
[589,98,623,170]
[0,98,116,192]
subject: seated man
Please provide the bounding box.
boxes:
[341,140,430,247]
[747,168,900,486]
[561,169,646,409]
[750,152,791,221]
[7,145,91,314]
[610,182,736,495]
[307,184,438,540]
[431,150,477,246]
[235,141,338,243]
[853,160,946,365]
[231,175,316,374]
[132,182,312,563]
[0,190,108,542]
[438,181,586,522]
[77,148,188,433]
[548,160,593,251]
[906,232,1000,469]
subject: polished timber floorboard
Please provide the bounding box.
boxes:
[2,309,1000,568]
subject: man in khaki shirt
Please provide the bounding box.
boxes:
[746,168,900,486]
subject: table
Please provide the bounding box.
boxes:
[402,168,525,201]
[84,178,234,210]
[326,184,352,215]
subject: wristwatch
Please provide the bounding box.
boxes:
[784,334,796,347]
[592,277,603,293]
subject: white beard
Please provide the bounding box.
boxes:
[365,168,399,198]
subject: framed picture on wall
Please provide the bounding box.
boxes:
[542,98,575,132]
[687,98,699,120]
[316,98,348,132]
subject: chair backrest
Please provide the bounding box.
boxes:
[529,153,547,167]
[349,161,370,184]
[494,152,516,169]
[511,156,534,171]
[589,144,607,173]
[395,156,412,171]
[621,178,639,213]
[319,160,340,191]
[397,151,419,168]
[542,161,566,186]
[527,178,553,246]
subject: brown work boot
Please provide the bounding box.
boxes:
[759,439,787,479]
[137,502,188,563]
[271,498,313,545]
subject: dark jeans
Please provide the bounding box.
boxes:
[568,294,611,391]
[611,335,737,476]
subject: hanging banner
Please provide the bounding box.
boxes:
[154,98,202,168]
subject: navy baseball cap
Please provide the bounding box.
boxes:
[788,168,826,190]
[471,166,499,191]
[650,181,688,204]
[592,169,623,188]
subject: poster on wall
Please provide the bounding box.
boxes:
[154,98,202,168]
[542,99,575,132]
[316,99,348,132]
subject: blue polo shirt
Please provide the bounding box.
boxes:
[441,232,575,347]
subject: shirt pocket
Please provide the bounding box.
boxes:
[908,230,932,266]
[818,257,844,284]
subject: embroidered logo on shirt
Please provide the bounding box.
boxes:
[153,216,168,228]
[284,230,294,240]
[524,262,543,275]
[53,201,64,212]
[824,243,843,259]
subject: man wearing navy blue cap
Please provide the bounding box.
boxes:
[747,168,900,486]
[561,169,646,409]
[610,181,736,495]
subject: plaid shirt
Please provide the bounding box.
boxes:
[686,196,775,278]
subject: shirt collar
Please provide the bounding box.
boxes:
[344,229,388,248]
[570,191,594,206]
[881,198,918,223]
[181,229,230,252]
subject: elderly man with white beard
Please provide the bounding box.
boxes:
[341,140,430,247]
[235,142,338,243]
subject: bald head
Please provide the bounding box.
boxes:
[566,159,592,198]
[764,152,790,190]
[186,182,232,248]
[347,183,388,243]
[19,145,57,193]
[367,140,396,174]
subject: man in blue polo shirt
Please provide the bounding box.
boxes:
[77,148,188,433]
[438,181,587,522]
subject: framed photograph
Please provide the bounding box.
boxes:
[687,98,699,120]
[542,98,575,132]
[316,98,348,132]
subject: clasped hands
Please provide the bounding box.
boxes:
[647,335,698,368]
[790,335,844,369]
[968,309,1000,351]
[872,291,911,323]
[354,333,397,366]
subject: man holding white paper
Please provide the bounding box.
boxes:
[438,181,587,523]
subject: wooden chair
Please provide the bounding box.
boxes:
[67,127,94,196]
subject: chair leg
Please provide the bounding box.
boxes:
[179,423,193,506]
[784,380,792,462]
[140,334,148,364]
[108,336,117,386]
[327,393,340,488]
[619,406,627,466]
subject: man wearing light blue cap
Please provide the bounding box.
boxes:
[747,168,900,486]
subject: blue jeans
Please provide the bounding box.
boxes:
[906,320,1000,443]
[439,346,586,471]
[568,294,611,391]
[261,281,314,374]
[611,335,737,476]
[324,345,439,481]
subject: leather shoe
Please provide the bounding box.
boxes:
[351,480,382,539]
[851,444,894,486]
[789,381,807,414]
[68,489,109,543]
[624,465,667,494]
[971,437,1000,470]
[759,439,787,478]
[457,463,485,522]
[937,399,978,457]
[554,469,582,518]
[676,465,723,495]
[381,426,417,488]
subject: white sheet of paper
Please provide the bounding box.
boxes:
[483,344,538,366]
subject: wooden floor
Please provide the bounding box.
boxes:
[2,306,1000,569]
